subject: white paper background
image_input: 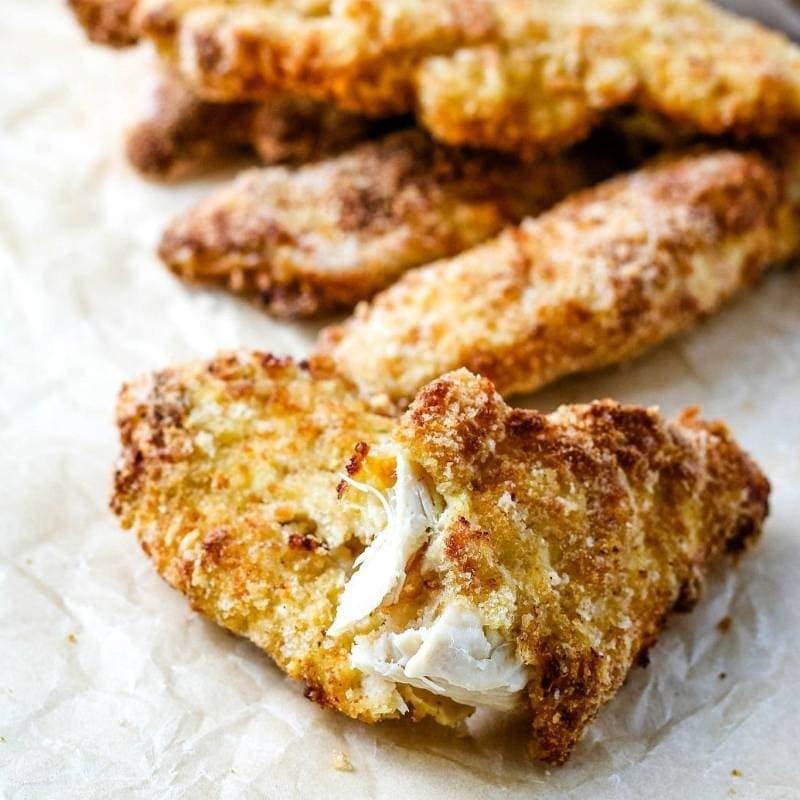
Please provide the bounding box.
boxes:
[2,3,799,798]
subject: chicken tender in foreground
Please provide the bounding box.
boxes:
[112,354,769,763]
[126,70,392,180]
[319,146,800,406]
[159,130,599,316]
[137,0,800,156]
[68,0,141,46]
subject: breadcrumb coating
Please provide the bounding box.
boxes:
[158,129,599,316]
[319,146,800,406]
[126,69,391,180]
[416,1,800,154]
[111,353,412,722]
[134,0,800,155]
[393,369,768,762]
[136,0,495,111]
[112,355,769,763]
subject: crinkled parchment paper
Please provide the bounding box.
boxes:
[2,3,799,798]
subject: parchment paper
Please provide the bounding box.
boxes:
[2,3,799,798]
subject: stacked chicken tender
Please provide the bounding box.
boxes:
[76,0,800,764]
[73,0,800,331]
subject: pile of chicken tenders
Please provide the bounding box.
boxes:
[73,0,800,764]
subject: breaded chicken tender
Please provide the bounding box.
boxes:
[126,69,390,180]
[415,1,800,154]
[111,353,425,724]
[319,146,800,406]
[135,0,800,156]
[136,0,494,112]
[158,129,599,316]
[112,354,769,764]
[68,0,141,46]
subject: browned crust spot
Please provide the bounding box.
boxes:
[68,0,140,47]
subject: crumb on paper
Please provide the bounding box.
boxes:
[67,633,77,644]
[332,750,354,772]
[717,616,732,634]
[731,768,742,778]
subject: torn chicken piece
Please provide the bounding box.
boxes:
[349,603,530,711]
[158,129,599,316]
[135,0,800,156]
[319,144,800,406]
[126,69,394,181]
[68,0,141,46]
[329,449,441,637]
[112,356,769,763]
[111,353,422,724]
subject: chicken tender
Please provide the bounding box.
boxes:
[112,354,769,764]
[158,129,600,316]
[136,0,800,156]
[126,70,390,180]
[136,0,494,113]
[319,146,800,406]
[111,353,475,727]
[69,3,387,179]
[416,1,800,154]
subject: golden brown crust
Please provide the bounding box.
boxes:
[126,70,390,181]
[125,70,256,180]
[136,0,495,112]
[416,2,800,155]
[246,98,399,167]
[112,358,769,764]
[135,0,800,156]
[397,370,769,762]
[111,351,406,721]
[158,129,597,316]
[319,146,800,405]
[68,0,141,47]
[415,33,636,158]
